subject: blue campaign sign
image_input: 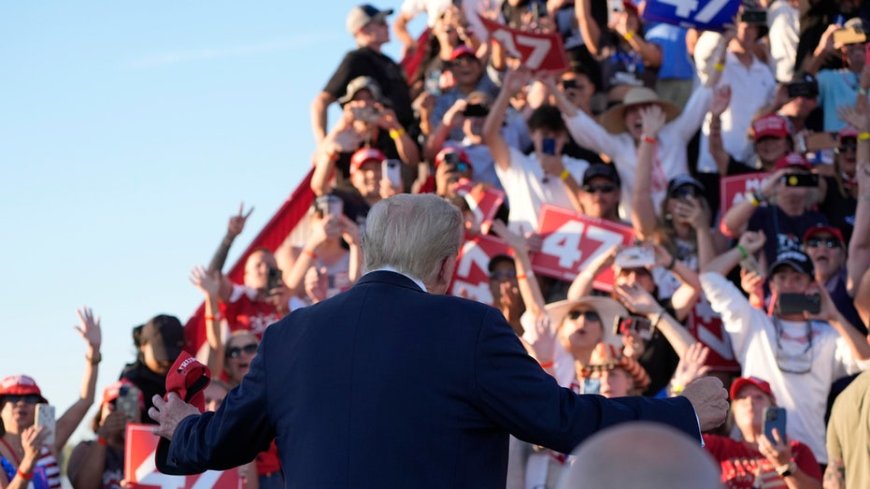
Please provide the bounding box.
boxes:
[642,0,741,31]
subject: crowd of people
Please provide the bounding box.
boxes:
[2,1,870,488]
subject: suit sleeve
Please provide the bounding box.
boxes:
[156,329,276,474]
[471,308,701,454]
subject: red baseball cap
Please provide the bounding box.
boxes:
[802,224,845,244]
[350,147,386,172]
[449,45,476,61]
[752,115,790,140]
[0,375,48,403]
[774,152,811,171]
[730,376,776,401]
[435,147,473,170]
[838,126,859,139]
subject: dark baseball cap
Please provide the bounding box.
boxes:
[667,175,705,196]
[769,249,815,277]
[140,315,185,363]
[582,163,621,186]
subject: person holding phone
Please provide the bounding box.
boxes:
[701,231,870,465]
[722,152,829,266]
[0,308,101,489]
[67,381,144,489]
[702,377,822,488]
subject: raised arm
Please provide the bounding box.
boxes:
[191,266,226,375]
[375,104,419,166]
[611,12,662,68]
[574,0,603,56]
[653,245,701,322]
[708,85,732,175]
[631,106,666,240]
[424,99,467,162]
[721,170,784,237]
[613,283,696,359]
[339,215,363,284]
[802,24,839,76]
[310,91,335,144]
[282,214,336,295]
[492,220,546,319]
[208,204,253,274]
[567,244,619,300]
[484,69,530,171]
[55,308,102,453]
[392,10,416,55]
[838,105,870,295]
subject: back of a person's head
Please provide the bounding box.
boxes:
[362,194,462,283]
[527,104,566,134]
[558,423,722,489]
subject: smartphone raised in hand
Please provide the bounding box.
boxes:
[382,159,403,189]
[777,293,822,315]
[35,403,56,447]
[613,315,655,341]
[763,407,787,445]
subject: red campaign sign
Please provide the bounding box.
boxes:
[719,172,769,217]
[687,296,740,372]
[455,182,505,235]
[125,424,242,489]
[450,234,513,306]
[478,15,569,73]
[531,205,635,290]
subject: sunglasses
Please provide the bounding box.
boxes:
[838,142,857,152]
[805,237,841,249]
[567,310,601,322]
[582,183,617,194]
[226,343,258,359]
[3,395,40,405]
[490,270,517,281]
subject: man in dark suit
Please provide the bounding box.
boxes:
[151,194,729,489]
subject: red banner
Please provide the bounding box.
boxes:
[455,182,505,235]
[687,296,740,372]
[478,16,569,73]
[124,423,242,489]
[450,234,513,306]
[719,172,769,217]
[531,205,635,290]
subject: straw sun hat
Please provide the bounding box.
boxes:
[547,296,627,349]
[598,87,680,134]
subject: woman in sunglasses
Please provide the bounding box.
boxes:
[0,308,101,489]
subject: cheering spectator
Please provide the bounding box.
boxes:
[311,4,413,142]
[120,314,184,421]
[483,69,589,234]
[314,76,419,186]
[0,308,101,489]
[392,0,453,56]
[830,110,865,242]
[701,232,870,464]
[802,225,866,333]
[710,110,793,175]
[552,61,720,218]
[570,163,623,223]
[755,74,822,134]
[703,376,822,488]
[427,45,500,140]
[68,381,144,489]
[722,152,828,265]
[804,19,869,132]
[826,369,870,489]
[433,147,474,199]
[207,203,254,275]
[695,10,777,173]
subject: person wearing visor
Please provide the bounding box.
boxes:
[722,152,828,265]
[312,4,413,143]
[702,376,822,488]
[701,231,870,465]
[68,381,144,489]
[0,309,102,489]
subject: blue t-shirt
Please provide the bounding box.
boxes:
[816,69,861,132]
[645,23,693,81]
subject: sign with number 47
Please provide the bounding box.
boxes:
[643,0,741,31]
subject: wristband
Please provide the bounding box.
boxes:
[859,132,870,141]
[641,135,657,145]
[302,249,317,259]
[388,128,405,140]
[713,62,724,72]
[670,384,684,395]
[516,273,527,280]
[539,360,554,369]
[736,244,750,259]
[87,352,102,365]
[623,31,635,41]
[204,314,222,322]
[776,461,796,477]
[17,469,33,481]
[559,168,571,181]
[97,436,109,447]
[745,191,760,207]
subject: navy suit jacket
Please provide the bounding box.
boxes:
[157,271,700,488]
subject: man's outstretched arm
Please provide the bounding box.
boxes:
[152,331,275,474]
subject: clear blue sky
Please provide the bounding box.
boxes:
[0,1,421,442]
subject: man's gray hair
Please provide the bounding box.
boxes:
[362,194,463,283]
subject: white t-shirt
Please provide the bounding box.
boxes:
[701,272,869,463]
[695,34,777,172]
[495,147,588,235]
[768,0,800,83]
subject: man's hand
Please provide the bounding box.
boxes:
[149,393,201,441]
[738,230,766,255]
[710,85,732,118]
[680,377,729,432]
[228,203,254,238]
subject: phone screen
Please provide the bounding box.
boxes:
[541,137,557,156]
[763,407,787,444]
[35,404,56,446]
[783,173,819,187]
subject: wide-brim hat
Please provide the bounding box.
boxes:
[546,296,627,349]
[599,87,680,134]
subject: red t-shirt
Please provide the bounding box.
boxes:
[703,434,822,489]
[219,285,282,338]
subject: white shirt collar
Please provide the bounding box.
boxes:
[367,266,428,292]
